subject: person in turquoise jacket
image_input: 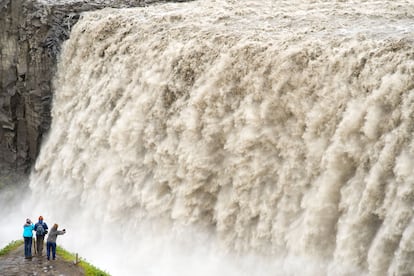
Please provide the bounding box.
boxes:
[22,218,34,259]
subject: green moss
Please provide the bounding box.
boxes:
[0,240,24,256]
[56,246,111,276]
[0,175,10,188]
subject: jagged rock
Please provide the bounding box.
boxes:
[0,0,190,180]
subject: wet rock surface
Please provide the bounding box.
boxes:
[0,245,84,275]
[0,0,191,180]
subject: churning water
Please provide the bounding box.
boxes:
[7,0,414,275]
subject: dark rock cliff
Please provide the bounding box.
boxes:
[0,0,188,183]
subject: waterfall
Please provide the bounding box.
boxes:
[28,0,414,275]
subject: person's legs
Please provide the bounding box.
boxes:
[28,237,32,257]
[36,235,44,255]
[36,236,40,254]
[24,237,30,257]
[39,235,44,254]
[51,242,57,260]
[46,241,51,260]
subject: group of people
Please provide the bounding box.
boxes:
[22,216,66,260]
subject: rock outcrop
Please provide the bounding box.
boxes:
[0,0,188,182]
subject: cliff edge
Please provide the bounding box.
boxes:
[0,0,188,183]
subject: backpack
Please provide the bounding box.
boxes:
[36,223,45,236]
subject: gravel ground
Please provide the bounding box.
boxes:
[0,244,85,276]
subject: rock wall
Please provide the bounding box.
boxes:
[0,0,188,182]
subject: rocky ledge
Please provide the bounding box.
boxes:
[0,0,189,183]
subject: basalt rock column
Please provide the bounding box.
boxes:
[0,0,189,182]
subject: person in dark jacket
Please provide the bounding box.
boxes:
[22,218,34,259]
[34,215,49,256]
[46,223,66,260]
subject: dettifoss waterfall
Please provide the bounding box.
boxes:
[20,0,414,275]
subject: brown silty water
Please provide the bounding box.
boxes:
[24,0,414,275]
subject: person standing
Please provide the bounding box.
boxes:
[34,216,48,256]
[22,218,34,259]
[46,224,66,260]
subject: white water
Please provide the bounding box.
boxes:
[2,0,414,275]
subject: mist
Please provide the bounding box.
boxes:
[0,185,333,275]
[0,182,33,247]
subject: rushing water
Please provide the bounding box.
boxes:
[6,0,414,275]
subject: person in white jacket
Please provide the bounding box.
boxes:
[46,223,66,260]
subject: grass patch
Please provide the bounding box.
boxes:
[56,246,110,276]
[0,240,24,256]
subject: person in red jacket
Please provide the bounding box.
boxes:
[34,216,48,256]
